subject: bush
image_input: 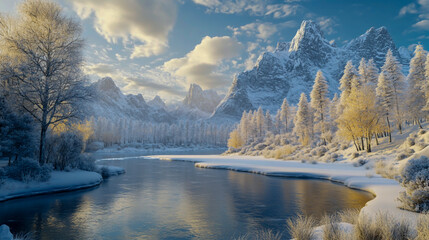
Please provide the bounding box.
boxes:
[46,132,83,170]
[73,155,96,172]
[286,214,316,240]
[374,160,398,179]
[6,158,51,183]
[398,156,429,212]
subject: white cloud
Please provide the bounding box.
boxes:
[413,19,429,30]
[399,3,418,16]
[317,17,337,35]
[71,0,177,58]
[192,0,299,18]
[229,22,277,40]
[163,36,242,88]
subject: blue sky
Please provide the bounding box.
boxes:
[1,0,428,102]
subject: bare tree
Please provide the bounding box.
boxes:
[0,0,87,164]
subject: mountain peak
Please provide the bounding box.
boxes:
[183,83,222,113]
[289,20,325,52]
[148,95,166,109]
[96,77,120,93]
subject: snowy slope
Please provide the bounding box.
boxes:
[84,77,175,123]
[212,20,408,121]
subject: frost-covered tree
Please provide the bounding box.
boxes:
[424,54,429,111]
[407,45,427,127]
[329,93,339,132]
[380,49,406,134]
[256,107,265,138]
[310,70,329,144]
[0,96,36,165]
[366,59,379,86]
[265,110,273,133]
[0,0,88,164]
[339,61,358,105]
[376,71,393,142]
[294,93,313,145]
[278,98,289,134]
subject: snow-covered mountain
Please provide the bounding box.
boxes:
[148,95,167,110]
[183,84,223,113]
[212,20,408,120]
[84,77,174,122]
[168,83,223,121]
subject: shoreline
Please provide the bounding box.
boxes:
[150,154,420,226]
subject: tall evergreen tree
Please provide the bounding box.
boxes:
[279,98,289,134]
[376,71,393,142]
[381,49,406,134]
[407,45,427,128]
[310,70,329,144]
[294,93,313,145]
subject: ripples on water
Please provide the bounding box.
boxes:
[0,156,373,240]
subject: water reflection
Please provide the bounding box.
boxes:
[0,158,373,240]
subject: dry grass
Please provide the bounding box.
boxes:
[416,214,429,240]
[286,214,316,240]
[321,213,343,240]
[338,208,360,225]
[232,229,282,240]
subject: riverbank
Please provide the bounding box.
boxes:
[0,165,125,202]
[149,155,420,227]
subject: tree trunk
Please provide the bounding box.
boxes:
[386,116,392,143]
[39,125,47,165]
[375,133,379,145]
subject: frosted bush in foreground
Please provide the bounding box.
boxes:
[398,156,429,212]
[5,158,51,183]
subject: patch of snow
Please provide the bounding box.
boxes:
[0,170,102,202]
[0,225,13,240]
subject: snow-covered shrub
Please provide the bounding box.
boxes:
[286,214,316,240]
[46,132,83,170]
[315,146,327,157]
[415,142,427,151]
[6,158,51,183]
[73,155,96,172]
[406,137,416,147]
[273,145,296,159]
[398,156,429,212]
[255,143,267,151]
[374,160,397,179]
[396,153,409,160]
[351,152,359,159]
[353,159,367,167]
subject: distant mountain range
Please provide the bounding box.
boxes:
[212,20,411,120]
[83,77,222,122]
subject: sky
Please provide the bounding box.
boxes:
[0,0,428,103]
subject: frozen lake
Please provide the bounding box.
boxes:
[0,154,373,239]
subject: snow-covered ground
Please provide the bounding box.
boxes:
[0,170,102,202]
[148,154,421,227]
[0,165,125,202]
